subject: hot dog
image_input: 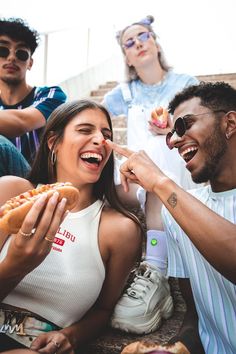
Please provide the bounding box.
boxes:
[0,182,79,235]
[121,341,190,354]
[151,107,168,129]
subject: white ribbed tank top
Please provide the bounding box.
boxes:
[1,200,105,327]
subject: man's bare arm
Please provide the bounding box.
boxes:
[106,140,236,284]
[0,107,46,137]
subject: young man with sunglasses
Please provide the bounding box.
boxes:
[103,15,199,335]
[0,17,66,176]
[107,81,236,354]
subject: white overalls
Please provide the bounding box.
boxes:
[119,83,197,192]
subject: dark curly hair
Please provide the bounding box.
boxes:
[168,81,236,114]
[0,17,40,54]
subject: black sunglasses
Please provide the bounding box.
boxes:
[0,46,30,62]
[166,110,227,150]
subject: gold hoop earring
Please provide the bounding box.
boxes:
[51,150,57,165]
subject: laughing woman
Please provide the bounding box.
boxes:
[0,100,142,353]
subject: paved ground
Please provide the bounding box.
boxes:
[81,278,186,354]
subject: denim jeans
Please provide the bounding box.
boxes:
[0,135,30,177]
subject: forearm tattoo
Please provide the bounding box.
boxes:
[167,192,177,208]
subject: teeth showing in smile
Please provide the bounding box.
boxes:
[180,147,198,162]
[80,152,103,163]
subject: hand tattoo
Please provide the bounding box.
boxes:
[167,192,177,208]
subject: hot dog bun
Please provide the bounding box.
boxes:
[0,182,79,235]
[121,341,190,354]
[151,107,168,129]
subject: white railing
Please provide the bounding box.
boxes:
[28,25,124,97]
[59,55,123,100]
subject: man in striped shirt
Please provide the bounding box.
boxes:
[0,18,66,176]
[107,81,236,354]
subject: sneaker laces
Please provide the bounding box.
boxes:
[126,263,158,300]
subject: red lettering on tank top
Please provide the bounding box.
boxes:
[57,227,66,236]
[54,237,65,246]
[56,227,76,242]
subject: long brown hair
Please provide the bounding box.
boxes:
[28,99,143,233]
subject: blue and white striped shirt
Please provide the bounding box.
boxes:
[162,185,236,354]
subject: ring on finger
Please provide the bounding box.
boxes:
[19,229,33,237]
[45,236,54,243]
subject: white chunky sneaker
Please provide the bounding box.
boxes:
[111,261,174,334]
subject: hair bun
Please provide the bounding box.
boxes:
[115,30,122,43]
[116,15,155,44]
[139,15,154,25]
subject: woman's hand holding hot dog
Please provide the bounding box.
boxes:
[0,192,68,301]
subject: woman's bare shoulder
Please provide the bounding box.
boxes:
[99,207,142,266]
[0,176,34,205]
[101,207,141,243]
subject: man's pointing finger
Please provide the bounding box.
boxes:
[105,140,134,158]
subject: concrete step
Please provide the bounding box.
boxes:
[111,116,127,146]
[197,72,236,81]
[113,127,127,146]
[91,88,110,97]
[90,74,236,104]
[106,81,118,86]
[196,73,236,88]
[99,83,118,90]
[91,95,104,103]
[111,116,127,128]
